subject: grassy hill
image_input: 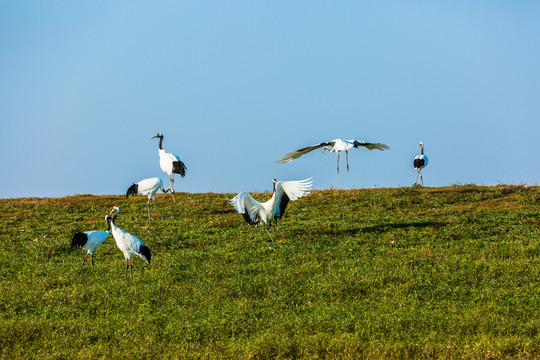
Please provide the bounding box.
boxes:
[1,185,540,359]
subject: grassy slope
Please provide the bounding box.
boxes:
[1,185,540,359]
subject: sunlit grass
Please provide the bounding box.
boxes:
[1,185,540,358]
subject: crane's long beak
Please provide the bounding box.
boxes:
[150,135,158,140]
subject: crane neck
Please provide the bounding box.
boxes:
[158,136,163,150]
[106,216,112,232]
[272,182,276,193]
[421,145,424,155]
[111,213,118,227]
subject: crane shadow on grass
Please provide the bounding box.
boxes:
[361,220,447,235]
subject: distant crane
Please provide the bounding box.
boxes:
[229,178,312,241]
[151,132,187,200]
[413,141,429,186]
[70,214,111,270]
[126,177,173,220]
[109,206,151,278]
[277,139,390,173]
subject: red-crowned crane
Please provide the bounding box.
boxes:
[126,177,173,220]
[150,132,187,200]
[109,206,151,278]
[277,139,390,173]
[229,178,312,241]
[70,214,111,270]
[414,141,429,186]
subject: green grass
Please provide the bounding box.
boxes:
[1,185,540,359]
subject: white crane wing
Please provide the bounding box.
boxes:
[276,141,335,163]
[349,140,390,151]
[272,178,312,218]
[137,178,163,195]
[229,191,265,226]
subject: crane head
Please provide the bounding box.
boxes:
[150,133,163,140]
[417,141,424,148]
[110,206,120,216]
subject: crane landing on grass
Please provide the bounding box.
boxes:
[277,139,389,173]
[229,178,312,241]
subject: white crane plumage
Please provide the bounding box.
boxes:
[109,206,151,278]
[413,141,429,186]
[126,177,173,220]
[71,214,111,270]
[150,132,187,200]
[229,178,312,241]
[277,139,390,173]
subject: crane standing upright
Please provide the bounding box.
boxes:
[414,141,429,186]
[151,132,187,200]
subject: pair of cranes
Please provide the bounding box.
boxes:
[125,133,187,220]
[71,206,151,278]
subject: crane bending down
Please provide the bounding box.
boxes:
[229,178,312,241]
[413,141,429,186]
[71,214,111,270]
[109,206,151,278]
[150,132,187,200]
[126,177,173,220]
[277,139,390,173]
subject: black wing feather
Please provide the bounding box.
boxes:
[352,140,387,149]
[275,192,290,219]
[242,211,261,227]
[296,141,332,152]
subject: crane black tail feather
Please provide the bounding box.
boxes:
[413,158,425,169]
[139,245,151,264]
[126,184,139,198]
[71,232,88,248]
[172,161,187,177]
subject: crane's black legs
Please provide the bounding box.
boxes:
[124,259,133,278]
[80,253,95,271]
[125,258,130,278]
[81,254,88,270]
[346,150,349,172]
[337,152,340,174]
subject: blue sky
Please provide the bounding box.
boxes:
[1,1,539,198]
